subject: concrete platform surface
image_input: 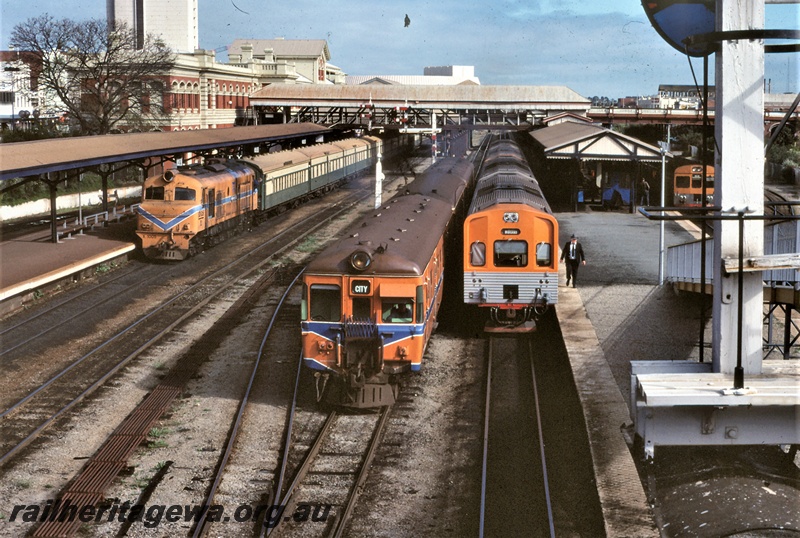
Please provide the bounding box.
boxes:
[555,207,800,538]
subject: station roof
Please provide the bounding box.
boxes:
[0,123,329,181]
[250,84,590,111]
[228,39,330,60]
[529,121,667,162]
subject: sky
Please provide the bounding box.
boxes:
[1,0,797,98]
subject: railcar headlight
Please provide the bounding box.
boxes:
[349,250,372,272]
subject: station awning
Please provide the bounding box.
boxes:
[530,121,668,162]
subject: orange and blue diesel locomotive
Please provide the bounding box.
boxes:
[136,135,407,260]
[300,157,476,407]
[463,136,558,331]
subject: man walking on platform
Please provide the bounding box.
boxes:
[560,234,587,288]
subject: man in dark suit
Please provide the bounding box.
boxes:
[560,234,587,288]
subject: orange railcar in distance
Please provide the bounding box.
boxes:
[673,163,714,207]
[463,137,558,332]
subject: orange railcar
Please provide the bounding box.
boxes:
[301,158,475,407]
[673,163,714,207]
[463,137,558,330]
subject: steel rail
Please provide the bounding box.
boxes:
[265,411,338,538]
[192,269,304,538]
[478,337,493,538]
[1,190,369,467]
[0,266,162,358]
[0,264,140,338]
[528,338,556,538]
[330,405,392,538]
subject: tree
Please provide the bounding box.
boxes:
[10,15,175,135]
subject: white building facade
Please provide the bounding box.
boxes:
[107,0,199,53]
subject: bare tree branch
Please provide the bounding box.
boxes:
[10,15,175,135]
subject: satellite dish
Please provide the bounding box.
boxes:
[32,109,40,118]
[641,0,715,57]
[18,110,30,119]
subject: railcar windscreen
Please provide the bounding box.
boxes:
[352,297,371,319]
[382,300,414,323]
[470,242,486,267]
[494,240,528,267]
[536,242,553,266]
[310,284,342,321]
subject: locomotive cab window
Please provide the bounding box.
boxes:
[494,240,528,267]
[470,242,486,267]
[174,187,196,201]
[535,242,552,267]
[309,284,342,322]
[382,299,413,323]
[676,175,690,189]
[145,186,165,200]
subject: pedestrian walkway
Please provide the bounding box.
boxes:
[555,208,799,537]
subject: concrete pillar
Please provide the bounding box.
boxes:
[712,0,765,375]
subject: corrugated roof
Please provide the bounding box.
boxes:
[228,39,329,60]
[251,84,590,110]
[0,124,329,180]
[346,75,481,86]
[529,121,665,162]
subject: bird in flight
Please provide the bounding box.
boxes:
[404,14,411,27]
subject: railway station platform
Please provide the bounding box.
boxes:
[554,208,800,537]
[0,220,136,317]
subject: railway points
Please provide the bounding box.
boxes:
[2,154,798,537]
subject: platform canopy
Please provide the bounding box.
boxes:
[0,123,329,181]
[530,121,667,162]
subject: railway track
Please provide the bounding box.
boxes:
[478,314,605,537]
[0,184,382,470]
[479,334,554,538]
[265,405,391,538]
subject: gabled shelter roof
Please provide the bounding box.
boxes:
[529,121,668,162]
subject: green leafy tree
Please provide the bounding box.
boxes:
[10,15,174,135]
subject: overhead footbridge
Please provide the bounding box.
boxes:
[248,84,591,131]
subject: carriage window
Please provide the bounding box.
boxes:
[494,240,528,267]
[675,175,690,189]
[382,299,413,323]
[352,297,371,320]
[706,176,715,189]
[174,187,196,201]
[691,174,702,188]
[310,284,341,322]
[536,242,552,267]
[416,286,424,323]
[470,242,486,267]
[145,186,165,200]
